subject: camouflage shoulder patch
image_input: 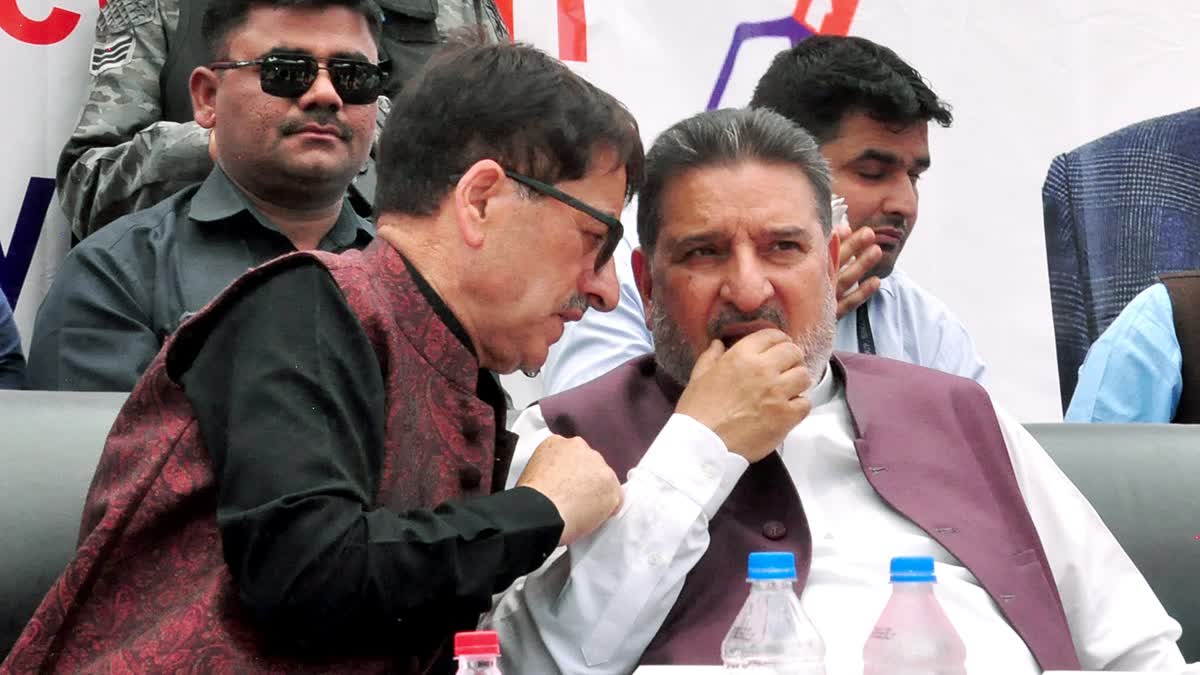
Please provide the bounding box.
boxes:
[90,34,135,75]
[95,0,157,37]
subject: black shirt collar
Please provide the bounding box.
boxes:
[397,253,511,420]
[189,167,373,250]
[399,254,475,357]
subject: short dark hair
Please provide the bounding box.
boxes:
[637,108,832,256]
[375,38,645,216]
[750,35,952,144]
[201,0,383,58]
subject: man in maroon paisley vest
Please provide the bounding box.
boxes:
[484,109,1185,673]
[3,38,646,674]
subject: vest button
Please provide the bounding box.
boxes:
[459,466,483,490]
[761,520,787,540]
[462,419,482,443]
[496,432,516,455]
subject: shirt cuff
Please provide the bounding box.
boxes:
[633,413,748,520]
[487,486,566,572]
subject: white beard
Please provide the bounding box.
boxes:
[650,274,837,387]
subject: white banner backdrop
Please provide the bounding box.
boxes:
[1,0,99,357]
[5,1,1200,421]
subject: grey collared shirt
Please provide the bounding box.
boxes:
[25,168,374,392]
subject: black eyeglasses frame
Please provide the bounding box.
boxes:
[499,169,625,273]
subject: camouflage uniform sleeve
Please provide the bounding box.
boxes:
[478,0,511,42]
[426,0,510,41]
[57,0,212,241]
[375,95,391,145]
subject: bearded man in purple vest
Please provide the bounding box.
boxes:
[4,39,643,674]
[483,108,1185,673]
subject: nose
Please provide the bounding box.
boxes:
[580,257,619,312]
[298,68,343,111]
[720,249,774,313]
[883,175,918,225]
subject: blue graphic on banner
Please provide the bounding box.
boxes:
[1,176,54,309]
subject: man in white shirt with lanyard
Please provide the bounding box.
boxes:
[540,35,987,396]
[484,108,1184,673]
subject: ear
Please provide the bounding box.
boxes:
[190,66,220,129]
[826,229,840,285]
[452,159,508,250]
[632,246,654,331]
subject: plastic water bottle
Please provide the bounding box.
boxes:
[862,556,967,674]
[721,551,826,674]
[454,630,502,675]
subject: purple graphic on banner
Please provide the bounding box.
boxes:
[706,17,815,110]
[705,1,860,111]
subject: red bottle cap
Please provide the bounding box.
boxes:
[454,630,500,657]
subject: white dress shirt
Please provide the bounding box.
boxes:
[483,366,1183,674]
[540,237,988,396]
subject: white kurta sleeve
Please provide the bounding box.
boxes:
[996,408,1185,670]
[484,405,747,673]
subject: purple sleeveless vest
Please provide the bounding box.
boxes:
[540,353,1081,670]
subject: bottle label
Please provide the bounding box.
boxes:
[729,626,760,641]
[869,627,896,641]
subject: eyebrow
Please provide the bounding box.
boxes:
[331,50,372,62]
[666,225,814,250]
[264,46,373,62]
[265,46,312,57]
[762,226,815,242]
[667,231,723,251]
[573,205,620,222]
[854,148,932,171]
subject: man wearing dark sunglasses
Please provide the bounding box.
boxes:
[7,38,645,674]
[26,0,385,393]
[58,0,510,241]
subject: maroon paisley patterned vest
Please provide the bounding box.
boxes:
[540,353,1082,671]
[3,241,512,674]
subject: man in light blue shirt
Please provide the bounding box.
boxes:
[0,292,26,389]
[542,36,987,395]
[1067,282,1183,422]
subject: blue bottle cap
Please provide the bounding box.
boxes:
[889,555,936,583]
[747,551,797,580]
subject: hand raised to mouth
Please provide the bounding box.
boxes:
[709,306,787,349]
[675,328,812,463]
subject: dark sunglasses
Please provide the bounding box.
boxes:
[209,53,383,105]
[503,170,624,273]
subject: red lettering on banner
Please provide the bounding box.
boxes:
[492,0,589,62]
[557,0,586,62]
[793,0,858,35]
[494,0,513,38]
[0,0,82,45]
